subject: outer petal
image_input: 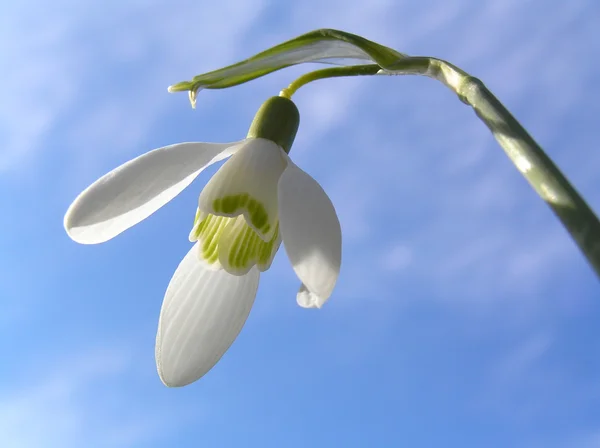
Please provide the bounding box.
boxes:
[64,141,245,244]
[277,159,342,309]
[155,243,260,387]
[199,138,287,241]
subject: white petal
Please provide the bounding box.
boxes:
[155,243,260,387]
[199,138,287,241]
[277,160,342,308]
[217,216,282,275]
[188,209,230,271]
[64,141,245,244]
[297,284,325,309]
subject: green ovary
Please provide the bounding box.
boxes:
[213,194,271,235]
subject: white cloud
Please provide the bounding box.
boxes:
[475,330,600,436]
[0,347,184,448]
[1,0,268,178]
[490,334,552,385]
[380,243,413,272]
[569,431,600,448]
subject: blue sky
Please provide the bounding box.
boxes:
[2,0,600,446]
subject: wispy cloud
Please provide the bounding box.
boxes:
[2,0,268,178]
[2,2,599,446]
[0,347,188,448]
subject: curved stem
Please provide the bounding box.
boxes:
[280,65,381,99]
[386,57,600,278]
[286,57,600,279]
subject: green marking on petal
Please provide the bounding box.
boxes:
[191,209,280,274]
[217,217,280,273]
[237,229,259,268]
[212,194,271,235]
[257,223,280,270]
[193,208,202,223]
[213,198,223,213]
[248,198,268,230]
[221,195,237,214]
[192,213,230,267]
[231,228,244,268]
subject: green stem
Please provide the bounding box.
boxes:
[280,65,381,99]
[288,58,600,279]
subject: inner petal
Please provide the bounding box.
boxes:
[198,138,287,242]
[189,210,232,270]
[218,215,281,275]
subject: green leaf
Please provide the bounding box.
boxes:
[169,29,405,107]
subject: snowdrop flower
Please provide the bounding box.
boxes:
[64,96,342,387]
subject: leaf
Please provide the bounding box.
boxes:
[168,29,405,107]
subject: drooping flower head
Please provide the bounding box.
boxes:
[64,96,342,386]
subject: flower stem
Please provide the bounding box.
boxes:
[280,65,381,99]
[287,58,600,279]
